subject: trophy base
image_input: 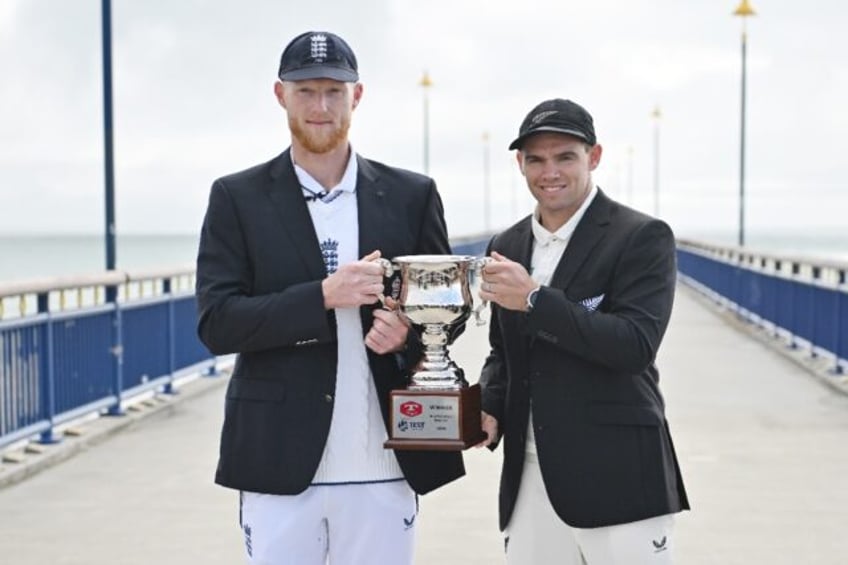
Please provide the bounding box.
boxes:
[384,384,487,451]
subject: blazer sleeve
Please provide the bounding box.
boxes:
[527,219,677,374]
[195,178,333,355]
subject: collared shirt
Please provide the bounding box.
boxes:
[292,148,403,484]
[526,184,598,455]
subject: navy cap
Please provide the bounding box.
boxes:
[509,99,596,150]
[278,31,359,82]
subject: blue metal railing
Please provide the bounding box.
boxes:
[676,239,847,375]
[4,236,844,449]
[0,268,215,448]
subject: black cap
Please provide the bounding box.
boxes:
[508,98,596,150]
[278,31,359,82]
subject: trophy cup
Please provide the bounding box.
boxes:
[379,254,491,451]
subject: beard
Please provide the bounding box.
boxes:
[288,115,351,154]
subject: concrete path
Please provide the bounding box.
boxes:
[0,286,847,564]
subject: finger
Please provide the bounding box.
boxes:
[490,251,510,262]
[361,249,382,261]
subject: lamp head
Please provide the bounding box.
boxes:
[733,0,756,17]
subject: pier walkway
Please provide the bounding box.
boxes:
[1,286,847,564]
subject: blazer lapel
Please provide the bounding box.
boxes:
[266,150,327,279]
[502,216,534,272]
[548,189,613,290]
[355,156,387,260]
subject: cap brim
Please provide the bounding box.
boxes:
[279,66,359,82]
[508,126,590,150]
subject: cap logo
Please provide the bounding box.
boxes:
[309,34,328,62]
[531,110,557,124]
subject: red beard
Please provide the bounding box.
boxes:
[288,116,351,154]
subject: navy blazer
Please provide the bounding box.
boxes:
[480,189,689,529]
[196,149,464,495]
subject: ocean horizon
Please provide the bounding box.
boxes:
[0,229,846,284]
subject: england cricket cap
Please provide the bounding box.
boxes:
[278,31,359,82]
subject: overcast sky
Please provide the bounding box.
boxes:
[1,0,846,242]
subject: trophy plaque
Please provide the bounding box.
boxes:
[379,254,491,451]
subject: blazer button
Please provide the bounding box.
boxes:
[324,394,333,403]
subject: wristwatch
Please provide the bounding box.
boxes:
[526,287,540,312]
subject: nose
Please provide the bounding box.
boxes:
[540,161,561,180]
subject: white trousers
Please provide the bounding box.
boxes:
[506,453,676,565]
[239,480,416,565]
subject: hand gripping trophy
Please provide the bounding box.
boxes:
[379,254,491,450]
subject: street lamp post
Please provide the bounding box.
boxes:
[419,71,432,175]
[734,0,756,247]
[101,0,116,272]
[482,132,491,233]
[651,105,662,217]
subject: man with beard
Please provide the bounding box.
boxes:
[195,31,464,565]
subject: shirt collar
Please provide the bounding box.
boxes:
[291,146,358,200]
[531,184,598,245]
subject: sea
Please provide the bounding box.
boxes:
[0,230,846,284]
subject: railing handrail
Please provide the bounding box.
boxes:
[677,237,848,272]
[0,263,197,299]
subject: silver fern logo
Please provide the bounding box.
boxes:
[579,293,604,311]
[531,110,557,124]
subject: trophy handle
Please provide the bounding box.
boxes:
[472,257,494,326]
[375,257,397,309]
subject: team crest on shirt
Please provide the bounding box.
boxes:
[320,239,340,274]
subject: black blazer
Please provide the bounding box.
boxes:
[196,149,464,496]
[480,189,689,530]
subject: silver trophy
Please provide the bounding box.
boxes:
[379,254,491,450]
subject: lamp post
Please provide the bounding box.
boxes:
[651,105,662,217]
[482,132,491,233]
[101,0,116,272]
[419,71,432,175]
[734,0,756,247]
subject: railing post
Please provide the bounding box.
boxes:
[834,270,845,375]
[38,292,61,444]
[106,285,125,416]
[788,263,799,350]
[163,278,178,395]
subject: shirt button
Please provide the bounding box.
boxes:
[324,394,333,403]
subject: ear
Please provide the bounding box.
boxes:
[352,82,364,109]
[588,144,603,171]
[515,151,526,176]
[274,81,287,109]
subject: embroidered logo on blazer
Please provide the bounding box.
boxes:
[579,293,605,311]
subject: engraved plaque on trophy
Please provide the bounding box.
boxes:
[379,255,491,451]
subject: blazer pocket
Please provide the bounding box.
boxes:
[227,378,286,402]
[589,404,662,427]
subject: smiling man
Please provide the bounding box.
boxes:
[195,31,464,565]
[477,98,689,564]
